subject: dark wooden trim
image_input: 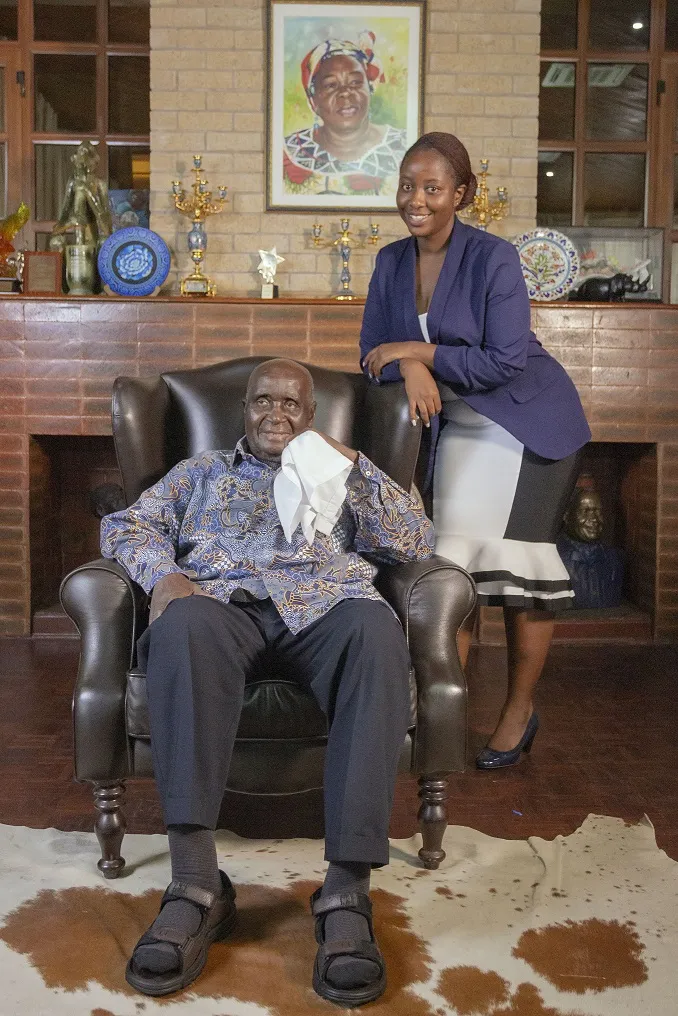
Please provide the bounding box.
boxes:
[10,293,367,305]
[540,50,652,61]
[572,0,588,224]
[0,46,23,217]
[540,139,649,152]
[657,59,678,298]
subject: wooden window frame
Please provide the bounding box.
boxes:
[539,0,678,298]
[657,55,678,297]
[2,0,150,250]
[0,44,23,221]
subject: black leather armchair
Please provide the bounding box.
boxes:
[60,358,475,878]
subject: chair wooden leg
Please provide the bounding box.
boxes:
[417,774,449,870]
[93,781,126,879]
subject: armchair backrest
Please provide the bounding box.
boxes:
[111,357,421,505]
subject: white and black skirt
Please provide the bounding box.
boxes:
[433,397,580,612]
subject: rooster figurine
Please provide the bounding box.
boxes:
[0,202,29,277]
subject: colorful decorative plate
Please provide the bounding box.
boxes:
[512,228,580,302]
[97,227,171,297]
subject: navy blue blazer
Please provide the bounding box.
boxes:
[360,220,591,462]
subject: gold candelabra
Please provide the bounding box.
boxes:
[171,155,228,296]
[460,159,509,231]
[311,218,380,300]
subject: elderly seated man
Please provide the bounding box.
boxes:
[100,357,434,1006]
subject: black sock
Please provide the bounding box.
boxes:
[132,825,222,976]
[320,861,380,990]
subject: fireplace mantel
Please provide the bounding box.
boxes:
[0,296,676,638]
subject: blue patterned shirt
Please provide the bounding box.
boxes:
[100,439,434,633]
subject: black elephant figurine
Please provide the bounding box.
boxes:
[569,272,648,302]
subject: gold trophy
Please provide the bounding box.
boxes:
[459,159,509,232]
[312,218,380,300]
[49,141,112,295]
[171,155,228,296]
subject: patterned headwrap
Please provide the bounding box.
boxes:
[301,31,384,103]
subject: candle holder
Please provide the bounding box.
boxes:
[460,159,509,232]
[311,218,380,300]
[171,155,229,296]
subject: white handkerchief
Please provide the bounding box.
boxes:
[274,430,354,545]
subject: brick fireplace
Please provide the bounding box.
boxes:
[1,297,677,640]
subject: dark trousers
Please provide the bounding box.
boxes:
[137,595,412,866]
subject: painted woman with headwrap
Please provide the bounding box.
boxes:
[361,133,591,770]
[284,32,407,196]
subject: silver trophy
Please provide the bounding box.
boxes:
[257,246,284,298]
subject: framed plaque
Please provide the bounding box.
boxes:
[23,252,63,296]
[266,1,425,211]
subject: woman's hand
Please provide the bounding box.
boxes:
[400,359,442,427]
[363,341,432,378]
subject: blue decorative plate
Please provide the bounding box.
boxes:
[512,228,580,301]
[98,227,171,297]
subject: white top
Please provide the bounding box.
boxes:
[273,430,353,546]
[418,312,459,407]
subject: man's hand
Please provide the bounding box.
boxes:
[149,573,195,624]
[313,429,358,463]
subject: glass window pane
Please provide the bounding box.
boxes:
[539,62,575,140]
[540,0,578,50]
[34,55,97,133]
[668,1,678,50]
[0,68,5,133]
[108,0,150,44]
[34,0,97,43]
[108,57,150,135]
[0,0,18,42]
[586,63,647,141]
[588,0,650,50]
[0,142,6,219]
[35,232,52,252]
[584,153,645,226]
[108,145,150,228]
[537,152,573,227]
[34,142,98,221]
[108,145,149,188]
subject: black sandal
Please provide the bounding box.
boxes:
[310,887,386,1007]
[125,870,237,997]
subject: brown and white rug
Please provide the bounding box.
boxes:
[0,814,675,1016]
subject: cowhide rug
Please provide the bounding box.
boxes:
[0,814,675,1016]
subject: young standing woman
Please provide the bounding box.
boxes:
[361,133,591,768]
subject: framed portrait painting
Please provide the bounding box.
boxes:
[266,0,426,211]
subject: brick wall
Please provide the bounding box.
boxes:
[149,0,540,297]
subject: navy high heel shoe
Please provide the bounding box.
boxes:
[475,712,539,770]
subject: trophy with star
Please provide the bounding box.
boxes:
[257,247,284,298]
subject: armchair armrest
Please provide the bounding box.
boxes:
[59,559,148,782]
[374,555,476,774]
